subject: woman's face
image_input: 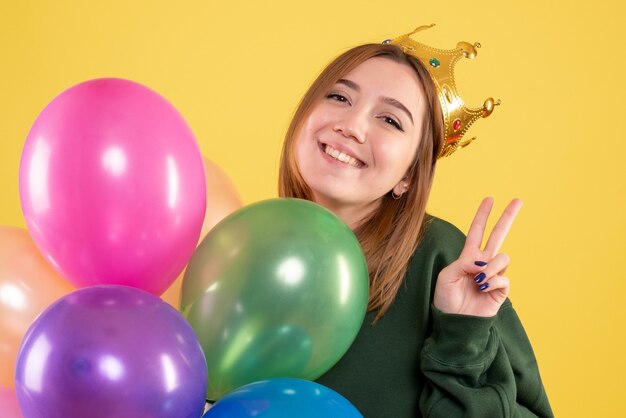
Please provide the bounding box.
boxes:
[294,57,426,215]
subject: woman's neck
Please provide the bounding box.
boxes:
[311,193,382,230]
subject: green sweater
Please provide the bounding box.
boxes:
[316,217,553,417]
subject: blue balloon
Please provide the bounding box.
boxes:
[202,378,362,418]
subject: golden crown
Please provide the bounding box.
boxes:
[386,24,500,158]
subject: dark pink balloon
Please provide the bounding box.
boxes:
[19,78,206,295]
[15,285,208,418]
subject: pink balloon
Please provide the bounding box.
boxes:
[0,386,23,418]
[19,78,206,295]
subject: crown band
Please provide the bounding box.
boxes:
[388,24,500,158]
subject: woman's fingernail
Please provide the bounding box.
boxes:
[473,272,486,283]
[474,261,488,267]
[479,282,490,291]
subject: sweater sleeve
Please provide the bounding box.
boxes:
[419,300,553,417]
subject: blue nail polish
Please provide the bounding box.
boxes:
[479,282,490,291]
[473,272,486,283]
[474,261,487,267]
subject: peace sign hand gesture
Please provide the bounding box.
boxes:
[433,197,523,318]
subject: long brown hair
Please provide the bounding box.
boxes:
[279,44,444,322]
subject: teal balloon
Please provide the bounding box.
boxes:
[181,198,369,400]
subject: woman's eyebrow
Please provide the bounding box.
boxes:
[337,79,360,91]
[382,97,413,125]
[336,78,414,125]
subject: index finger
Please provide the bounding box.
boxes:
[483,198,523,258]
[461,197,494,256]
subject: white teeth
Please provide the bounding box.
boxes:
[324,144,363,168]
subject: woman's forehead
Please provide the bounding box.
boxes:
[337,57,426,113]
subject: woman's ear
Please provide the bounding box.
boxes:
[392,178,410,198]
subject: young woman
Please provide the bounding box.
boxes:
[278,41,553,417]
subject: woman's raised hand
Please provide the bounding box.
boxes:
[433,197,523,317]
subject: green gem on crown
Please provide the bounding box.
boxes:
[429,58,440,68]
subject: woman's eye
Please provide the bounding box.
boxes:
[382,116,403,131]
[326,93,350,104]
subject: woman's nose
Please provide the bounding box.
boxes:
[333,110,366,144]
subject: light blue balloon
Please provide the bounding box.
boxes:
[202,378,363,418]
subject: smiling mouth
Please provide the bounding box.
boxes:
[319,143,366,168]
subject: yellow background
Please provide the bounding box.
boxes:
[1,1,624,416]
